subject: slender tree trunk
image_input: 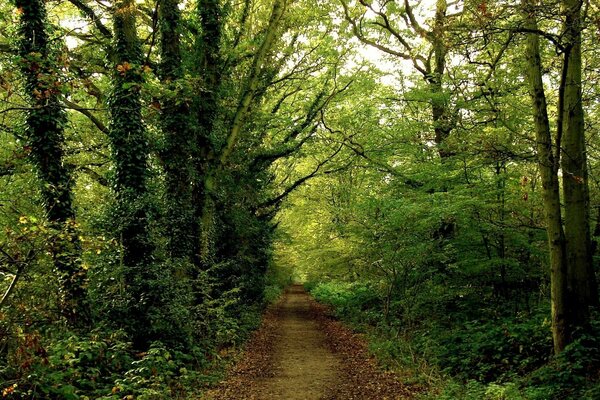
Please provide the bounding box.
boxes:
[430,0,452,158]
[593,205,600,255]
[219,0,287,164]
[560,0,599,324]
[523,0,569,353]
[108,0,153,344]
[524,0,598,353]
[158,0,195,264]
[15,0,90,327]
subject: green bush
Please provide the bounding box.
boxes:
[1,328,133,399]
[99,342,183,400]
[431,309,553,382]
[310,281,380,324]
[522,323,600,400]
[430,380,527,400]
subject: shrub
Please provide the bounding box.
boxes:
[431,309,552,382]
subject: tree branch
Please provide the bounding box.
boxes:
[62,98,109,134]
[0,248,29,309]
[258,143,344,210]
[340,0,428,76]
[220,0,288,164]
[67,0,113,39]
[404,0,429,39]
[72,164,109,187]
[320,111,423,188]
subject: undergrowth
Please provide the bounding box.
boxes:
[308,280,600,400]
[0,269,289,399]
[0,310,260,399]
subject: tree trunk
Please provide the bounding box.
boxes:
[430,0,453,158]
[524,0,599,353]
[219,0,287,164]
[15,0,90,327]
[191,0,223,269]
[560,0,599,324]
[108,0,153,344]
[523,0,569,353]
[158,0,195,264]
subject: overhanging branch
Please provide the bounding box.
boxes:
[258,143,344,210]
[68,0,113,39]
[62,98,108,134]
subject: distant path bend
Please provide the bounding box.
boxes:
[204,285,414,399]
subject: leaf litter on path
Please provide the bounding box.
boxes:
[203,285,417,400]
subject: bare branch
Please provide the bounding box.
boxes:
[67,0,112,39]
[404,0,429,39]
[62,98,109,134]
[340,0,429,76]
[258,143,344,210]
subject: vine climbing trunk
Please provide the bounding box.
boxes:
[108,0,153,344]
[14,0,90,327]
[158,0,195,265]
[192,0,224,270]
[523,0,568,353]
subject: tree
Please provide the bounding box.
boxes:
[191,0,224,269]
[108,0,153,344]
[523,0,568,353]
[158,0,196,264]
[13,0,90,327]
[339,0,456,157]
[559,0,599,328]
[523,0,598,353]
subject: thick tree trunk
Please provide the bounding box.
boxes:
[108,0,153,344]
[15,0,90,327]
[192,0,223,269]
[109,0,152,268]
[158,0,195,264]
[560,0,599,323]
[523,4,569,353]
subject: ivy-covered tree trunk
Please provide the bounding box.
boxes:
[108,0,153,343]
[560,0,599,324]
[158,0,195,264]
[523,0,568,353]
[14,0,90,327]
[192,0,223,269]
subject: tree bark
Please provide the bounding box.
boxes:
[191,0,224,269]
[108,0,153,344]
[560,0,599,323]
[430,0,453,158]
[523,0,569,353]
[220,0,287,164]
[15,0,90,327]
[158,0,195,264]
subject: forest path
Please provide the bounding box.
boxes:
[203,285,415,399]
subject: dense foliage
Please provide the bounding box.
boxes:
[0,0,599,398]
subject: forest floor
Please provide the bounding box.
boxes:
[202,285,417,399]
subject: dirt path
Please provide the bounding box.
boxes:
[204,285,415,399]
